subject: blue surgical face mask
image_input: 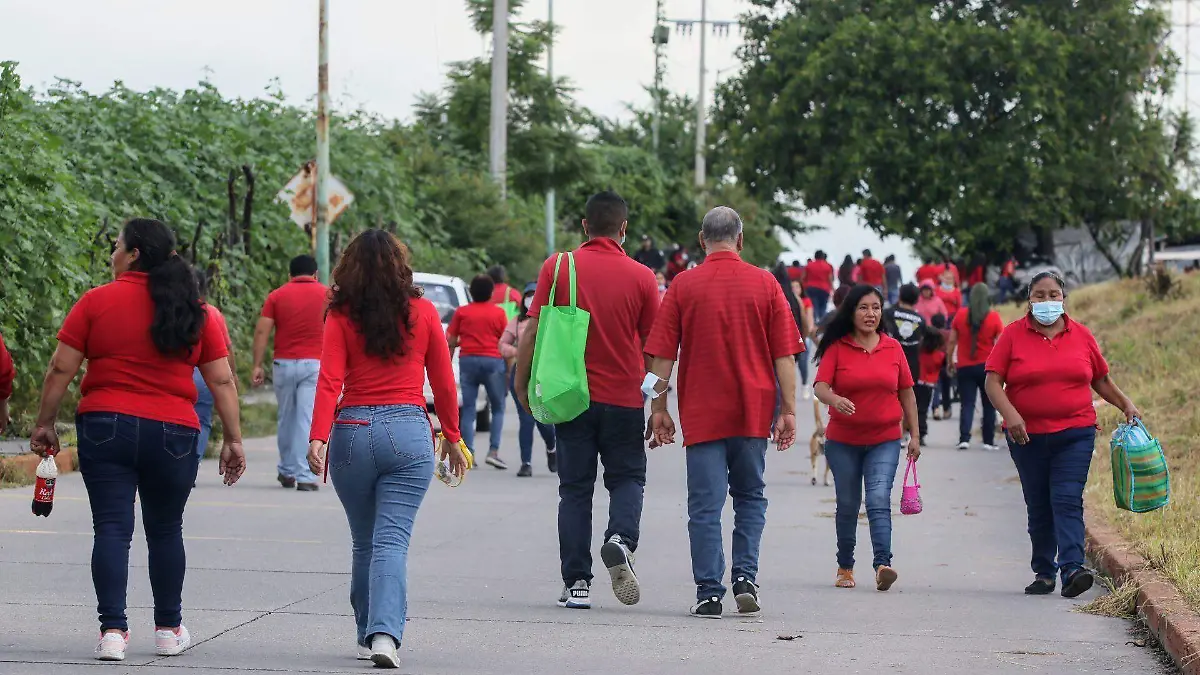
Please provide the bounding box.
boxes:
[1030,300,1065,326]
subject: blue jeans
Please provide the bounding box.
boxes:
[192,368,214,460]
[887,287,900,306]
[686,438,768,600]
[76,412,200,632]
[328,405,434,648]
[806,287,830,322]
[797,349,809,386]
[459,355,507,454]
[1008,426,1095,582]
[957,363,996,444]
[274,359,320,484]
[509,369,555,465]
[824,439,902,569]
[998,276,1016,302]
[556,402,647,584]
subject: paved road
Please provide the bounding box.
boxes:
[0,392,1171,674]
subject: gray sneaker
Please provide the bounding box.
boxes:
[600,535,641,606]
[557,580,591,609]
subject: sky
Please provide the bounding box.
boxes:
[1,0,926,273]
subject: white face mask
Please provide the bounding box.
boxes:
[523,297,533,310]
[641,372,668,399]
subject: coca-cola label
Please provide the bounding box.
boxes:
[34,477,55,503]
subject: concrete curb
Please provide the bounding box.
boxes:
[0,449,78,482]
[1087,521,1200,674]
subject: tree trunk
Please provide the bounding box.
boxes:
[240,164,255,253]
[1085,221,1125,278]
[226,170,239,248]
[1035,225,1056,260]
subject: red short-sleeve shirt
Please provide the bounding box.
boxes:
[804,259,835,292]
[490,283,521,306]
[0,332,14,400]
[529,238,659,409]
[858,258,885,287]
[204,304,233,349]
[447,302,509,359]
[815,334,915,446]
[985,316,1109,435]
[261,277,328,360]
[58,272,229,429]
[951,308,1004,367]
[644,252,804,447]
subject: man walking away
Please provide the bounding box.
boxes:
[515,190,660,611]
[882,283,926,435]
[858,249,885,292]
[193,269,236,462]
[644,206,802,619]
[634,235,666,272]
[884,255,903,306]
[487,265,522,313]
[804,251,835,322]
[252,255,328,492]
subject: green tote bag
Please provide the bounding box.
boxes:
[529,253,591,424]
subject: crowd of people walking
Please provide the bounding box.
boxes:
[4,199,1143,668]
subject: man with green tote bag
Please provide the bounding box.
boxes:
[516,191,660,611]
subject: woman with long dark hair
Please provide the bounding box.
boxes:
[772,262,811,393]
[306,229,470,668]
[813,285,920,592]
[837,255,856,287]
[31,218,245,661]
[500,282,557,476]
[947,283,1004,451]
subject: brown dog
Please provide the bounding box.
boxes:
[811,398,831,486]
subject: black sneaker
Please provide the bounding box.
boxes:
[1061,569,1095,599]
[690,596,723,619]
[600,535,641,606]
[557,580,590,609]
[296,482,319,492]
[1025,577,1055,595]
[732,576,760,615]
[517,464,533,477]
[277,473,296,489]
[546,450,557,473]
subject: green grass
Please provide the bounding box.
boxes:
[206,401,277,457]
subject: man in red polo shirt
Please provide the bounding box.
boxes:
[252,255,328,492]
[644,206,802,619]
[515,190,659,611]
[487,264,522,318]
[803,250,836,322]
[858,249,885,291]
[0,332,13,434]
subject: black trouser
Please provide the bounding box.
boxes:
[555,402,647,585]
[914,384,933,441]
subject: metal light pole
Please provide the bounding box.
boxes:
[315,0,331,283]
[544,0,556,256]
[489,0,510,200]
[694,0,707,191]
[652,0,666,154]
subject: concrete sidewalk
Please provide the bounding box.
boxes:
[0,394,1172,674]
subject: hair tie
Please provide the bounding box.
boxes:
[170,250,179,258]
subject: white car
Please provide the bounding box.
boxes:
[413,272,490,432]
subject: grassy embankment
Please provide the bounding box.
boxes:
[999,273,1200,609]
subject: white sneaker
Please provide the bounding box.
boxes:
[357,643,372,660]
[956,442,970,451]
[983,443,1000,452]
[600,535,641,606]
[154,625,191,656]
[370,633,400,668]
[557,580,591,609]
[802,388,812,401]
[95,631,129,661]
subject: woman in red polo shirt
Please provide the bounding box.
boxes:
[29,218,245,662]
[447,274,511,469]
[306,229,469,668]
[985,272,1139,599]
[814,285,920,593]
[948,283,1004,451]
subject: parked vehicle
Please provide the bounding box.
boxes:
[413,272,490,432]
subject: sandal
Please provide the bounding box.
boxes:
[835,568,856,588]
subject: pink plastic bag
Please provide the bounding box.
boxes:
[900,458,922,515]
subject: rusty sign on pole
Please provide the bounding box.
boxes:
[276,160,354,251]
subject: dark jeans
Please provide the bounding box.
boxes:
[998,276,1016,303]
[686,438,768,600]
[76,412,199,632]
[914,384,933,440]
[797,351,809,386]
[957,363,996,444]
[824,438,902,569]
[1008,426,1095,582]
[509,369,555,465]
[556,402,647,585]
[934,366,953,412]
[807,287,831,322]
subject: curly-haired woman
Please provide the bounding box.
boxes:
[306,229,470,668]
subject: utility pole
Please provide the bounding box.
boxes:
[489,0,510,200]
[545,0,556,256]
[315,0,331,283]
[694,0,707,190]
[651,0,667,154]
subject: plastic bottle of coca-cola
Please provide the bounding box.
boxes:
[31,455,57,517]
